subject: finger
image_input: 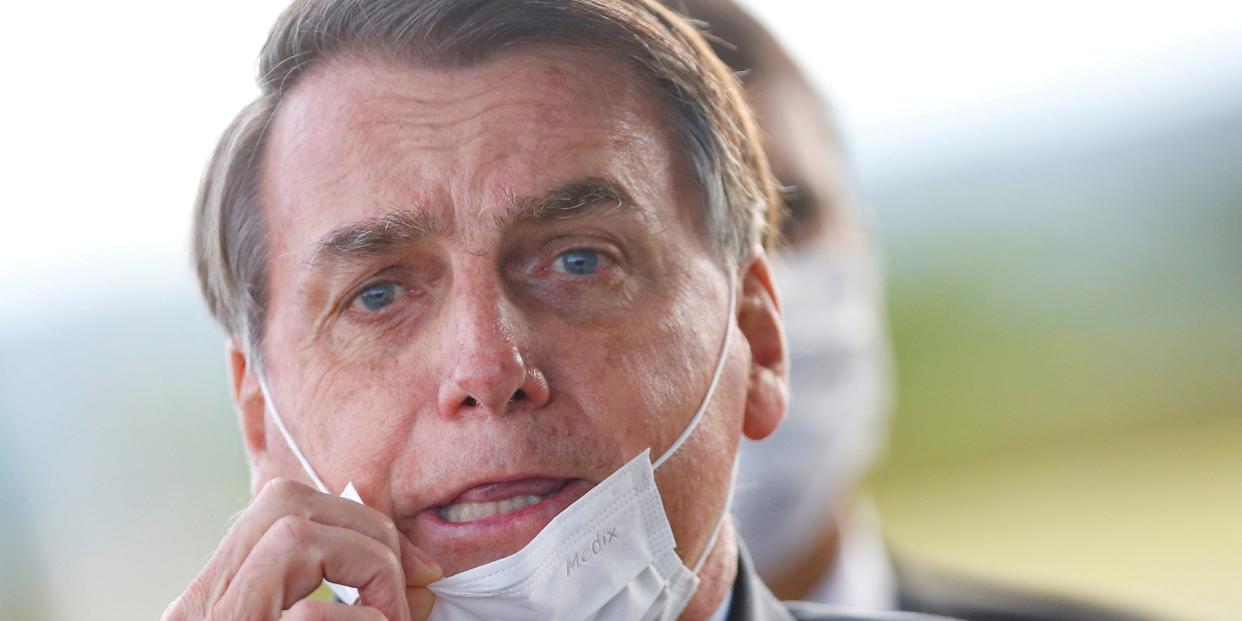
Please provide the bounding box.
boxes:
[202,479,410,598]
[399,536,442,586]
[285,599,387,621]
[407,586,436,621]
[217,515,411,621]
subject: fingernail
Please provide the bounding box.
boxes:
[402,540,442,585]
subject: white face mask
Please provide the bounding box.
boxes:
[257,274,738,620]
[734,244,890,578]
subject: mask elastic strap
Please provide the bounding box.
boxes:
[257,373,331,495]
[691,455,739,574]
[651,271,738,470]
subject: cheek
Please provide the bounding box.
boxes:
[291,344,442,497]
[653,340,749,565]
[601,292,718,454]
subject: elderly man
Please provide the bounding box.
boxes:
[168,1,955,620]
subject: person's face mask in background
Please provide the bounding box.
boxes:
[257,274,739,621]
[734,243,891,579]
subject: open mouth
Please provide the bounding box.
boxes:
[432,477,575,525]
[409,474,597,575]
[438,492,554,523]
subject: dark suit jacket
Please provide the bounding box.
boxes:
[727,544,959,621]
[893,560,1161,621]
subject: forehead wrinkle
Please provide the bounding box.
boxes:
[321,52,645,163]
[358,95,564,145]
[341,65,583,153]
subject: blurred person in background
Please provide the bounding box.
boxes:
[675,1,1156,620]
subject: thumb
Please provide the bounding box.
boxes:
[400,536,442,586]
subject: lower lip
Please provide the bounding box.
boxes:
[417,478,594,539]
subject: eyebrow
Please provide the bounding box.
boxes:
[309,177,633,267]
[310,208,448,266]
[505,177,630,227]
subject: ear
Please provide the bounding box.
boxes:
[227,339,272,494]
[737,248,788,441]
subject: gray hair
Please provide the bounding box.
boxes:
[192,0,781,361]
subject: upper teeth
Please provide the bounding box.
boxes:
[439,494,547,523]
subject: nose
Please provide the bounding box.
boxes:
[436,279,550,418]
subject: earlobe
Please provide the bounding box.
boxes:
[227,340,269,482]
[737,249,789,441]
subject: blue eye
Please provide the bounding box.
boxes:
[355,282,399,311]
[554,249,600,275]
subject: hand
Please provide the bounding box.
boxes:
[162,478,441,620]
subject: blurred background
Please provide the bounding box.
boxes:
[0,1,1238,620]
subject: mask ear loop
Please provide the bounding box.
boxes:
[257,372,365,605]
[645,269,740,573]
[256,372,331,495]
[651,271,739,470]
[691,456,739,574]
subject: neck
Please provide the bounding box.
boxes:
[678,519,738,621]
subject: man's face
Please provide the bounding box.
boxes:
[243,46,771,576]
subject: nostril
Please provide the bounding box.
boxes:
[511,389,527,401]
[463,396,479,407]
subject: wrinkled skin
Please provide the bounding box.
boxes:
[170,45,787,621]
